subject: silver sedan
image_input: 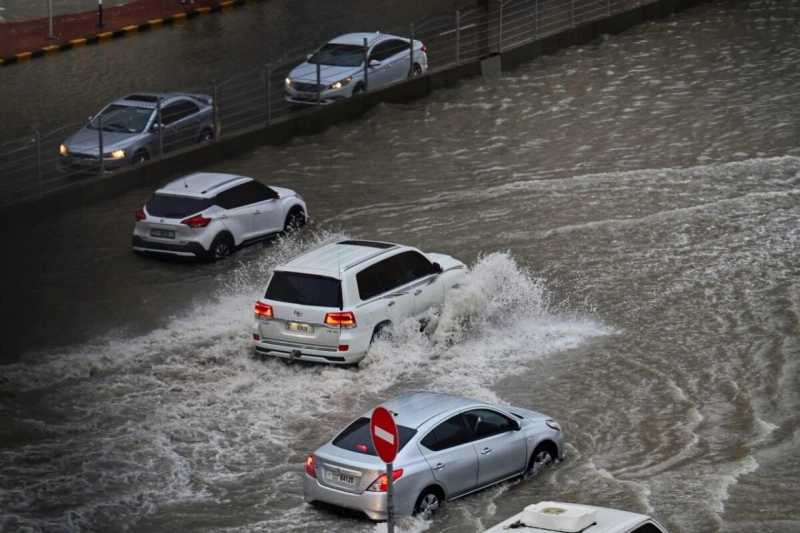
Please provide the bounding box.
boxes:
[303,391,565,521]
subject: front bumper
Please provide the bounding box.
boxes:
[303,474,387,521]
[284,84,351,105]
[60,154,127,172]
[132,236,207,258]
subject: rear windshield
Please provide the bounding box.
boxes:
[146,194,212,218]
[265,271,343,308]
[332,417,417,456]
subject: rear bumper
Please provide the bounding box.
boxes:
[253,340,365,365]
[132,236,206,258]
[303,474,387,521]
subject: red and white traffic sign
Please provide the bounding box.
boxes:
[370,406,399,464]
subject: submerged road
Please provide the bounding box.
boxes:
[1,0,800,532]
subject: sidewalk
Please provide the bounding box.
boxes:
[0,0,256,67]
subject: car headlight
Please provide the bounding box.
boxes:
[285,77,292,86]
[60,144,68,156]
[109,149,126,160]
[546,419,562,432]
[329,76,353,90]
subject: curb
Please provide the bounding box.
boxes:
[0,0,258,68]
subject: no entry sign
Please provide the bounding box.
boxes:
[370,406,399,464]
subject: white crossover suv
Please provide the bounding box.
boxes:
[132,172,307,260]
[252,240,466,364]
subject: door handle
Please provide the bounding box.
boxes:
[481,448,492,455]
[387,301,395,307]
[254,210,261,214]
[414,289,422,296]
[220,214,228,219]
[433,463,445,471]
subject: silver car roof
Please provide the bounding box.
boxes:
[375,391,488,429]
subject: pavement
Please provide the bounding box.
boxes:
[0,0,258,67]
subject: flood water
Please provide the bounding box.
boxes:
[1,0,800,532]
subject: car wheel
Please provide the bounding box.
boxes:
[197,129,214,143]
[370,322,391,347]
[412,63,423,77]
[527,443,555,477]
[352,84,365,96]
[283,208,306,233]
[414,488,442,521]
[208,233,234,261]
[132,150,149,165]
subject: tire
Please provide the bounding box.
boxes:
[197,129,214,143]
[207,233,234,261]
[411,63,423,77]
[526,442,556,478]
[352,84,365,96]
[414,487,442,521]
[370,322,391,347]
[283,208,306,233]
[132,150,149,165]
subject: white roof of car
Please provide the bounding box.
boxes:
[276,240,402,279]
[329,32,400,46]
[157,172,250,199]
[482,502,659,533]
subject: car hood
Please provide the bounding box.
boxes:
[490,404,552,423]
[288,62,362,85]
[271,186,297,198]
[64,127,143,155]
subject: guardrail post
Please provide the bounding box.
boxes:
[409,23,415,77]
[571,0,575,26]
[316,61,321,106]
[265,65,271,124]
[47,0,55,39]
[498,0,504,53]
[363,38,369,92]
[156,97,163,158]
[35,131,42,196]
[534,0,538,40]
[607,0,611,16]
[97,114,105,175]
[455,10,461,65]
[212,80,220,141]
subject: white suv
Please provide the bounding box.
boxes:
[132,172,307,260]
[252,240,466,365]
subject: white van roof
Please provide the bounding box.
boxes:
[276,240,401,279]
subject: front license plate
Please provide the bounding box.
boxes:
[286,322,314,333]
[150,229,175,239]
[326,471,356,485]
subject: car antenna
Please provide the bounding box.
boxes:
[183,175,188,188]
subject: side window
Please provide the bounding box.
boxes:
[383,39,409,60]
[462,409,516,441]
[215,184,254,210]
[370,41,395,62]
[159,103,182,126]
[420,415,471,452]
[630,524,665,533]
[356,254,405,300]
[395,251,435,283]
[249,181,280,202]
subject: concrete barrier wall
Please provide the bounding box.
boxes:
[0,0,708,224]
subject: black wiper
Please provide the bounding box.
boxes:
[103,123,130,133]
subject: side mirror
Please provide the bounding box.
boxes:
[151,123,162,132]
[514,421,522,431]
[306,53,312,61]
[87,115,93,122]
[369,59,382,68]
[432,262,443,274]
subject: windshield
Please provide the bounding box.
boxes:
[332,417,417,456]
[146,194,212,219]
[88,104,154,134]
[308,43,364,68]
[266,271,343,308]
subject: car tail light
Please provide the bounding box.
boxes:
[252,333,260,341]
[306,455,317,478]
[421,45,427,52]
[135,209,146,221]
[324,311,356,327]
[338,344,349,352]
[366,469,403,492]
[181,214,211,228]
[254,302,273,319]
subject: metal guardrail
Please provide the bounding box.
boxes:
[0,0,649,207]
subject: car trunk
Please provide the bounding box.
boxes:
[313,443,385,495]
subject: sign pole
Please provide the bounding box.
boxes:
[387,461,395,533]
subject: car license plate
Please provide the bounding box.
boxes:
[150,229,175,239]
[286,322,313,333]
[326,471,356,485]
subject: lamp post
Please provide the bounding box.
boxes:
[96,0,104,28]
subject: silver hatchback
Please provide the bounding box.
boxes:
[303,391,565,521]
[59,92,215,172]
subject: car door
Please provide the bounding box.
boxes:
[367,41,397,90]
[358,255,415,322]
[382,38,412,83]
[214,184,256,243]
[395,250,445,317]
[158,102,185,152]
[462,409,527,488]
[171,100,202,148]
[417,414,478,499]
[242,181,282,238]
